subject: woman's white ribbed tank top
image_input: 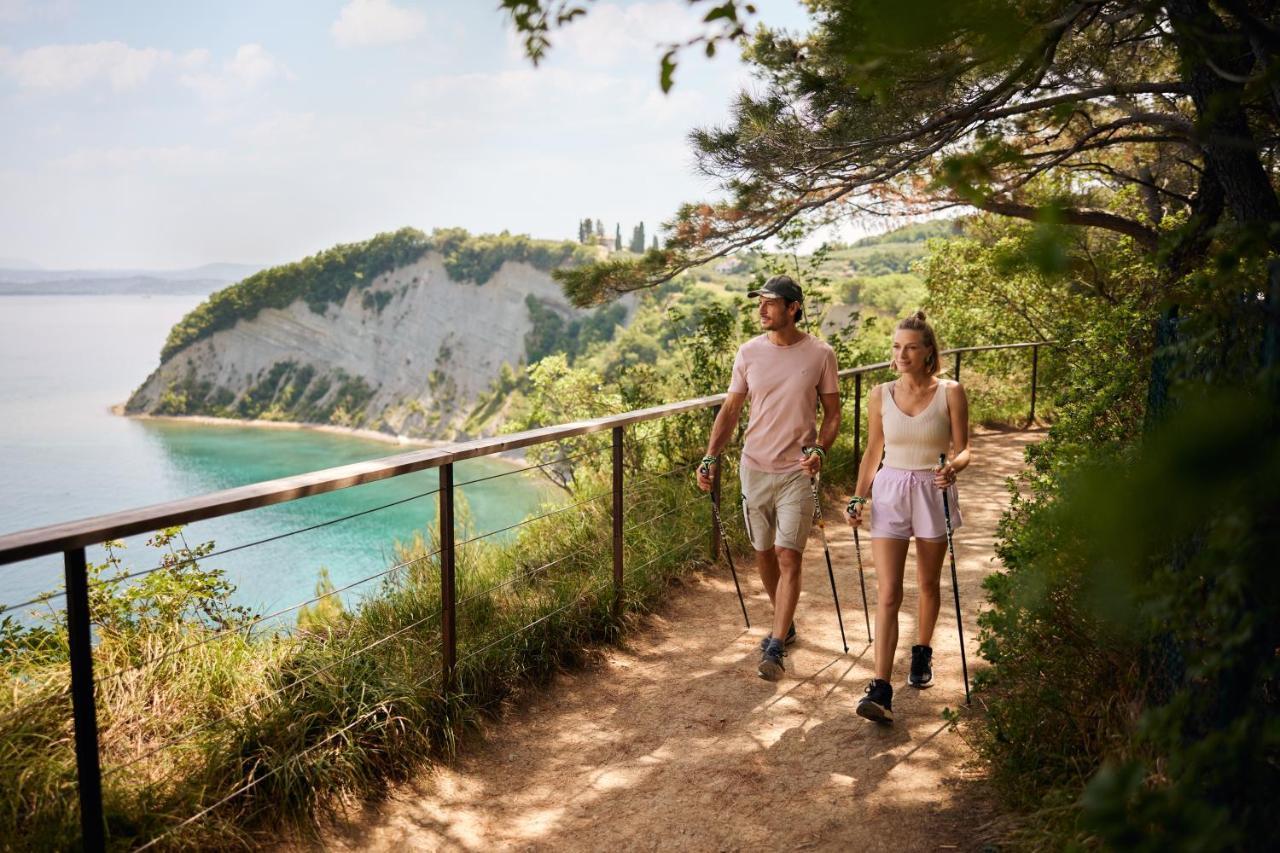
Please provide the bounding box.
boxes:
[881,379,953,470]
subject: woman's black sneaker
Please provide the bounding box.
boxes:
[857,678,894,723]
[908,644,934,688]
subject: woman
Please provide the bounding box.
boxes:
[845,311,970,724]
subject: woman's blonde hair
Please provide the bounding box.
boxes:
[894,310,941,376]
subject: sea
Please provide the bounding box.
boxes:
[0,295,549,625]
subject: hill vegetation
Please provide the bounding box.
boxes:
[160,228,595,361]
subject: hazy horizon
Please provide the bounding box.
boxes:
[0,1,822,271]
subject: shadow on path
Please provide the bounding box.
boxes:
[309,428,1042,852]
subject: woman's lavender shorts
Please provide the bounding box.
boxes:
[870,465,962,541]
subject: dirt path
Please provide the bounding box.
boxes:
[319,428,1041,852]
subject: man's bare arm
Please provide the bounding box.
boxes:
[801,390,841,476]
[697,392,747,491]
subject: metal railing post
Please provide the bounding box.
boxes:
[710,405,721,561]
[853,372,862,469]
[612,427,624,614]
[439,463,456,689]
[954,351,962,383]
[65,547,106,853]
[1029,344,1040,424]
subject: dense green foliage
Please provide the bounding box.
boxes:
[161,228,593,361]
[927,211,1280,848]
[523,295,626,364]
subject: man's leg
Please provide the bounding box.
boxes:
[771,546,803,640]
[756,548,781,606]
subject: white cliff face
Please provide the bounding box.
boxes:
[128,253,612,438]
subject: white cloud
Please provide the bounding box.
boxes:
[236,111,317,147]
[0,0,73,23]
[179,48,211,71]
[53,144,232,173]
[553,1,704,67]
[1,42,173,93]
[227,44,283,86]
[331,0,426,48]
[179,44,289,100]
[0,41,285,100]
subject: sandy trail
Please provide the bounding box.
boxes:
[317,428,1040,852]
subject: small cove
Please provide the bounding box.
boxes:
[0,295,549,623]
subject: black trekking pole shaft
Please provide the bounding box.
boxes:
[939,453,971,706]
[812,475,848,653]
[853,526,872,642]
[710,491,750,629]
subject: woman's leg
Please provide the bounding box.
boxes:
[871,536,911,681]
[914,537,947,646]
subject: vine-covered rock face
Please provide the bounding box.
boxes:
[125,230,626,440]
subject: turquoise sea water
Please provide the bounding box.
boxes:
[0,296,548,623]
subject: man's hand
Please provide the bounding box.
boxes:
[696,455,718,492]
[800,445,825,476]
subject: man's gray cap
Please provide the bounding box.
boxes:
[747,275,804,304]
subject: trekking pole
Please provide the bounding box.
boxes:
[702,460,750,629]
[939,453,971,706]
[847,500,872,642]
[810,472,848,654]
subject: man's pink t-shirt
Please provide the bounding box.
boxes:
[728,333,839,473]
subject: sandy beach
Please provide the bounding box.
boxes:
[111,405,532,467]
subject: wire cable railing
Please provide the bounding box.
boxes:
[454,539,607,610]
[102,604,445,780]
[0,480,447,620]
[133,705,385,852]
[454,573,613,668]
[94,548,444,688]
[0,339,1054,851]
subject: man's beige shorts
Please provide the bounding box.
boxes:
[739,466,814,553]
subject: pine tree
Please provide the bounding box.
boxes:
[615,223,622,251]
[651,234,659,251]
[595,218,605,239]
[630,222,646,253]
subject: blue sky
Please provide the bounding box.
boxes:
[0,0,813,269]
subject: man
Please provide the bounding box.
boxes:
[697,275,841,680]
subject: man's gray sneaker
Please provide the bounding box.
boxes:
[759,622,798,652]
[758,637,785,681]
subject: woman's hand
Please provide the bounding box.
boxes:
[845,496,867,528]
[934,461,957,490]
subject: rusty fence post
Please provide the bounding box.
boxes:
[853,371,862,471]
[66,546,106,853]
[1029,344,1040,424]
[612,426,624,614]
[710,405,721,561]
[440,463,456,690]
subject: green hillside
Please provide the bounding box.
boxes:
[161,228,595,361]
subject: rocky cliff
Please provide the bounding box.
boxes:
[126,230,625,439]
